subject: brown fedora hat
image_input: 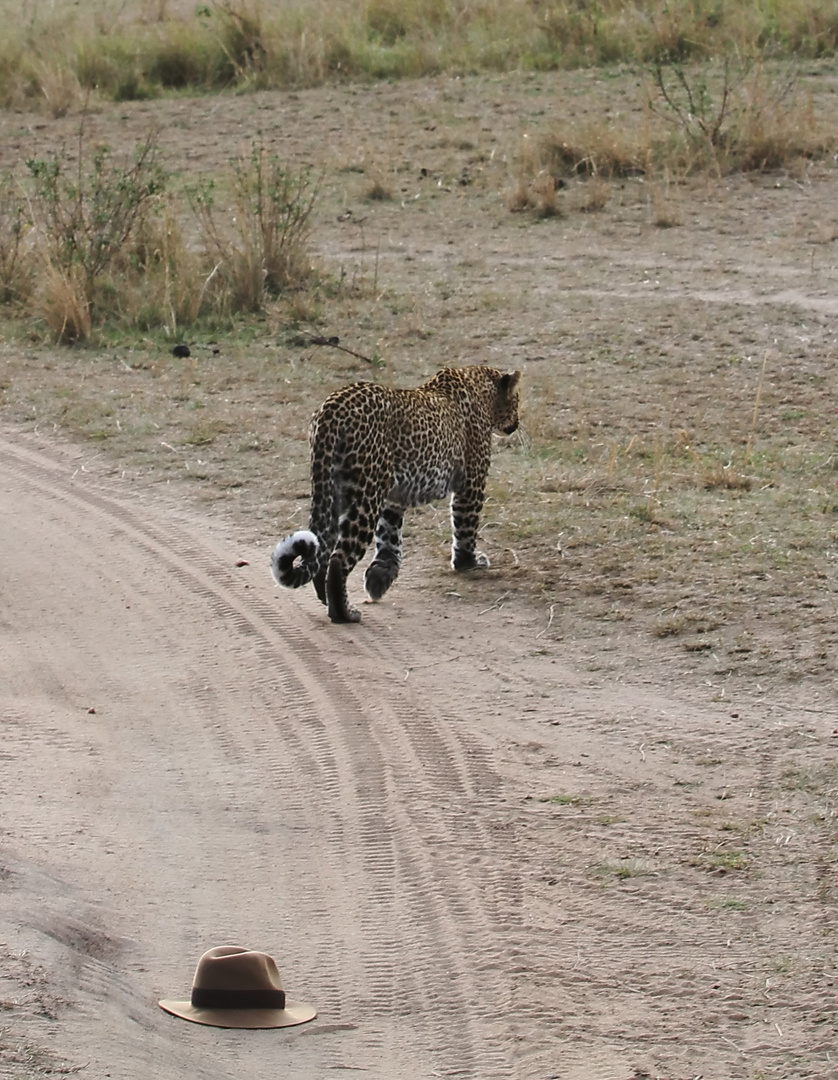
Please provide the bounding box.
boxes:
[158,946,317,1029]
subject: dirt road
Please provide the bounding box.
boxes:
[1,426,836,1080]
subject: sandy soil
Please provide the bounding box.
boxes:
[2,70,838,1080]
[1,426,836,1080]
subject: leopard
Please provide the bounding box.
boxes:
[271,365,521,624]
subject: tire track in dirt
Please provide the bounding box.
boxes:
[361,623,837,1080]
[0,431,524,1079]
[6,431,834,1079]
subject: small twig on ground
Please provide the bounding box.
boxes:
[478,593,509,616]
[277,318,378,365]
[535,603,556,639]
[404,654,462,680]
[309,336,378,364]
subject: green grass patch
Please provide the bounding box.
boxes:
[692,849,751,873]
[594,857,657,879]
[539,792,587,806]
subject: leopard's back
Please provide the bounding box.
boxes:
[272,365,521,623]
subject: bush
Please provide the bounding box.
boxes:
[0,176,30,305]
[4,126,321,343]
[534,47,834,187]
[648,53,830,173]
[25,129,166,341]
[188,140,317,315]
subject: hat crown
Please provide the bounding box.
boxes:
[193,946,283,992]
[158,944,316,1028]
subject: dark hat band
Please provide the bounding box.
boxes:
[191,986,286,1010]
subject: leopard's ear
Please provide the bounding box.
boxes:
[500,371,522,393]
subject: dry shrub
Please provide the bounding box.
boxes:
[702,464,753,491]
[507,135,564,216]
[506,176,532,213]
[507,173,562,218]
[731,77,826,171]
[533,175,562,217]
[39,262,91,343]
[0,176,31,304]
[541,123,648,179]
[34,61,83,118]
[26,129,165,308]
[533,54,834,185]
[3,125,321,341]
[21,128,195,340]
[230,140,316,297]
[579,175,611,213]
[364,173,394,201]
[648,55,834,174]
[188,139,317,316]
[109,197,206,335]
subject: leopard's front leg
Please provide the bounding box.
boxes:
[450,487,490,571]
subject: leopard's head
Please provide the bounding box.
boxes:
[493,370,521,435]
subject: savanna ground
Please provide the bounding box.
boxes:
[1,4,838,1078]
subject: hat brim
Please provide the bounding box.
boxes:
[158,998,316,1029]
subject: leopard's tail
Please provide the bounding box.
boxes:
[271,529,320,589]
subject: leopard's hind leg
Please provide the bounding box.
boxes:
[325,473,385,624]
[364,503,404,601]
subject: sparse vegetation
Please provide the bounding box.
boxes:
[507,172,562,217]
[648,53,828,174]
[691,849,751,873]
[0,29,835,701]
[522,48,833,195]
[8,126,319,343]
[364,174,394,202]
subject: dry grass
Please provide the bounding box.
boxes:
[2,0,838,108]
[39,262,92,343]
[0,175,29,305]
[649,172,684,228]
[507,172,562,218]
[578,175,611,213]
[541,124,649,180]
[364,173,394,202]
[531,56,833,188]
[647,56,831,174]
